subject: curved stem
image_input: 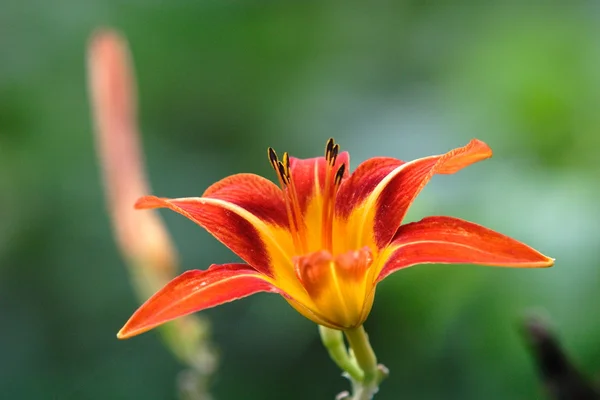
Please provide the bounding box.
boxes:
[344,326,377,383]
[319,325,364,382]
[320,325,388,400]
[344,326,382,400]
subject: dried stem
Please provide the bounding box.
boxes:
[523,313,599,400]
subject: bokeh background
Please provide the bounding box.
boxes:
[2,1,599,399]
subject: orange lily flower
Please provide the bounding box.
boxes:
[117,138,553,338]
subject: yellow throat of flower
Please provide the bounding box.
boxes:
[293,247,376,329]
[268,139,374,329]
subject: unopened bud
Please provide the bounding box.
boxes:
[87,29,176,276]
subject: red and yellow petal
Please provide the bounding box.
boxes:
[373,139,492,247]
[287,153,350,253]
[135,173,296,277]
[333,139,492,253]
[335,157,405,219]
[376,216,554,283]
[284,297,342,329]
[289,152,350,213]
[117,263,281,339]
[203,173,289,227]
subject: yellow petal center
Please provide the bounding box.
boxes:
[292,247,375,329]
[266,139,380,329]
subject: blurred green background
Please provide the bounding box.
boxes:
[2,1,599,399]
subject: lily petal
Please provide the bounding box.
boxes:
[336,139,492,251]
[284,296,342,329]
[136,174,295,277]
[373,139,492,247]
[376,216,554,282]
[202,173,289,227]
[335,157,405,218]
[290,152,349,212]
[117,263,280,339]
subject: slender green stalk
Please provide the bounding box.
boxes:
[344,326,383,400]
[344,326,377,384]
[319,326,364,382]
[320,325,388,400]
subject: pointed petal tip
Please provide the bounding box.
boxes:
[469,138,492,152]
[378,216,556,281]
[520,259,554,269]
[522,248,554,268]
[116,328,127,340]
[116,324,132,340]
[466,138,492,154]
[115,264,280,340]
[117,314,163,339]
[134,195,164,209]
[539,256,555,268]
[471,138,493,159]
[116,324,150,340]
[438,138,493,174]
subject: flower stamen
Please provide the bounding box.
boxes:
[268,147,307,253]
[322,138,344,251]
[325,137,340,167]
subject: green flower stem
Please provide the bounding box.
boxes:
[344,326,378,386]
[319,326,364,382]
[344,325,387,400]
[320,325,388,400]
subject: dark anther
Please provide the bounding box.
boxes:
[330,143,340,166]
[325,138,335,162]
[268,147,279,169]
[334,163,346,185]
[277,161,289,185]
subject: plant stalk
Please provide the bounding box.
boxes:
[319,325,364,382]
[344,326,381,400]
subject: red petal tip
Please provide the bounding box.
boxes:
[377,216,556,282]
[116,322,154,339]
[116,326,138,340]
[540,256,555,267]
[116,265,280,339]
[439,139,493,174]
[134,195,164,209]
[470,138,493,157]
[467,138,492,154]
